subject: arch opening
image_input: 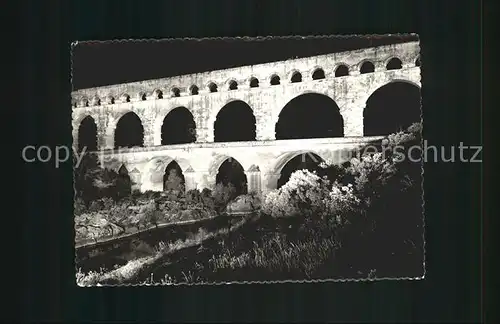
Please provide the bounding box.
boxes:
[122,94,130,103]
[275,93,344,140]
[216,158,248,196]
[364,81,421,136]
[163,161,185,193]
[270,75,280,85]
[140,93,147,101]
[161,107,196,145]
[190,85,199,95]
[277,152,325,189]
[386,57,403,70]
[360,61,375,74]
[117,165,132,198]
[229,80,238,90]
[78,116,98,152]
[250,77,259,88]
[312,68,325,80]
[208,83,218,93]
[335,65,349,77]
[415,56,421,67]
[214,100,256,142]
[291,72,302,83]
[114,112,144,148]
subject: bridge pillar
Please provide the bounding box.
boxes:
[199,127,213,143]
[102,122,115,150]
[95,123,111,151]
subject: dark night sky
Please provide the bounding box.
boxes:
[71,34,418,90]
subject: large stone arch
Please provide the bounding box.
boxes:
[213,99,256,142]
[152,105,196,145]
[363,80,422,136]
[267,151,327,189]
[275,92,344,140]
[160,106,197,145]
[76,115,98,152]
[113,111,145,149]
[360,75,421,104]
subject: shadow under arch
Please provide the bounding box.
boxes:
[161,107,196,145]
[364,81,421,136]
[214,100,256,142]
[78,115,98,152]
[215,156,248,196]
[275,92,344,140]
[275,151,325,189]
[114,112,144,148]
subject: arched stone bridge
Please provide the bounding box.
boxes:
[72,41,422,194]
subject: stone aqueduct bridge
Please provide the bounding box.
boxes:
[71,41,421,194]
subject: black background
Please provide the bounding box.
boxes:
[15,0,489,322]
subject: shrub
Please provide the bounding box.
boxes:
[212,183,237,209]
[74,198,87,216]
[131,190,142,199]
[144,208,161,228]
[88,200,104,212]
[345,153,397,204]
[100,197,115,210]
[142,191,161,200]
[108,203,130,223]
[74,152,133,204]
[246,191,262,210]
[201,188,212,198]
[330,124,424,275]
[260,169,362,241]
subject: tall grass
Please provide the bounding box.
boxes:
[210,232,338,279]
